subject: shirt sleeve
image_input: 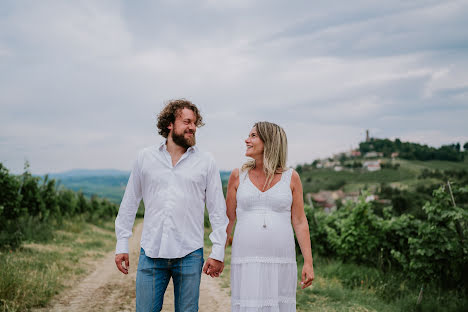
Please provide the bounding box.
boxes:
[115,153,143,254]
[205,156,229,262]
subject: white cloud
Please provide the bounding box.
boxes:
[1,0,467,174]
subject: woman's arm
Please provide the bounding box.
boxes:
[225,168,239,247]
[290,169,314,289]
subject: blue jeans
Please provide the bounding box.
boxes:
[136,248,204,312]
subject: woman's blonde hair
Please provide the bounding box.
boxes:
[242,121,288,189]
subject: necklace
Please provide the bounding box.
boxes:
[250,169,268,229]
[250,170,266,190]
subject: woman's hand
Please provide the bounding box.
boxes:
[300,262,314,289]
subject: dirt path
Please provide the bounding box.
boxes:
[37,223,231,312]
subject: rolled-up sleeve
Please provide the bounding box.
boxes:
[205,156,228,262]
[115,154,143,254]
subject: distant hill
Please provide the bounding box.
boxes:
[220,170,231,183]
[360,138,465,162]
[51,170,130,204]
[49,169,130,178]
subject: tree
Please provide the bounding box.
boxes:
[0,163,21,219]
[406,185,468,288]
[40,175,59,220]
[0,163,22,249]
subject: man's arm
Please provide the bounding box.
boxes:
[114,154,143,274]
[203,156,228,277]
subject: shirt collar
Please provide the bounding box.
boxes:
[158,141,197,153]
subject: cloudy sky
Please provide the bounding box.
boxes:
[1,0,468,174]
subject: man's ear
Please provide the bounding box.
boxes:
[168,122,173,131]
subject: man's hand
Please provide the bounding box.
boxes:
[115,253,130,274]
[202,258,224,278]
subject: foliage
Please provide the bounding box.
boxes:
[305,183,468,292]
[359,138,465,162]
[329,198,386,266]
[405,185,468,288]
[419,168,468,185]
[378,183,432,218]
[0,162,119,250]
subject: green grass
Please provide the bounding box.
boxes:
[296,258,399,312]
[297,259,404,311]
[0,218,122,312]
[296,256,468,312]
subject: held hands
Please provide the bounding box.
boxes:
[203,258,224,278]
[300,262,314,289]
[115,253,130,274]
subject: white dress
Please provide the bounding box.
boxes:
[231,168,297,312]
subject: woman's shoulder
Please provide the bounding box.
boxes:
[228,168,241,186]
[281,167,300,185]
[230,168,240,178]
[287,168,303,192]
[288,167,299,177]
[280,167,296,177]
[232,167,252,187]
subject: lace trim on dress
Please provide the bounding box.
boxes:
[231,256,296,264]
[232,296,296,307]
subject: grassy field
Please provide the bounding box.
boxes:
[299,158,468,195]
[397,158,468,171]
[0,218,119,312]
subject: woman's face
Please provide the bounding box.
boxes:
[245,126,264,158]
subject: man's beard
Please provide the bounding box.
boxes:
[171,129,196,149]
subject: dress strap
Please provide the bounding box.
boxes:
[281,168,293,185]
[238,168,249,185]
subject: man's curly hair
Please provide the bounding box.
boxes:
[157,99,205,138]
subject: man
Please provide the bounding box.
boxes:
[114,99,228,312]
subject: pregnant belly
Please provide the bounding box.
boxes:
[232,212,296,259]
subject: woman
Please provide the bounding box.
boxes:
[226,121,314,312]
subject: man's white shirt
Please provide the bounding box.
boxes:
[115,142,228,261]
